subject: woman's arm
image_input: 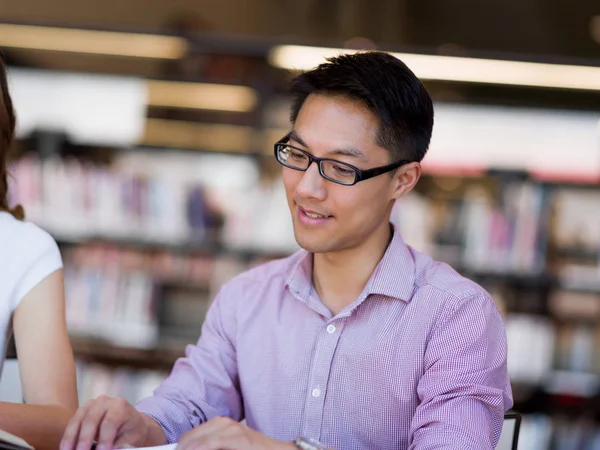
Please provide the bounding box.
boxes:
[0,269,78,450]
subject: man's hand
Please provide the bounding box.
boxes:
[59,395,166,450]
[177,417,297,450]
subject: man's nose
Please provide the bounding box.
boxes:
[295,161,327,200]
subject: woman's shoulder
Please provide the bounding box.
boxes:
[0,211,60,263]
[0,212,63,309]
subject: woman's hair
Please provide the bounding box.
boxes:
[0,54,24,219]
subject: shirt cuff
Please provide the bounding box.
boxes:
[136,395,195,444]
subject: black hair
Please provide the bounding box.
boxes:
[289,51,434,163]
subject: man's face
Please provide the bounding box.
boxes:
[282,94,401,255]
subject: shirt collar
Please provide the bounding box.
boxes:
[284,247,313,304]
[365,224,416,302]
[285,224,417,304]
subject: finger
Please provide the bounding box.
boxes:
[179,432,241,450]
[178,417,233,447]
[60,399,97,450]
[178,419,241,450]
[95,398,132,450]
[74,396,112,450]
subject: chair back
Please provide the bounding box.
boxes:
[497,413,522,450]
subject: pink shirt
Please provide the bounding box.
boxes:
[136,226,513,449]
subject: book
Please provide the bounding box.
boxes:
[116,445,176,450]
[0,430,34,450]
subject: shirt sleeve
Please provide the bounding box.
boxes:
[11,223,63,311]
[135,280,242,444]
[409,293,513,449]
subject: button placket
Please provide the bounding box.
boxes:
[301,320,346,439]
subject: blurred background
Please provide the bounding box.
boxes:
[0,1,599,448]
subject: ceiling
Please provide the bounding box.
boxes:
[1,0,599,111]
[0,0,598,58]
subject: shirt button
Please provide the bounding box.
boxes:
[326,324,336,334]
[312,388,321,398]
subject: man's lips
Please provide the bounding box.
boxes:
[298,206,332,219]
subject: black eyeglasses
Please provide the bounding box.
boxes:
[274,134,411,186]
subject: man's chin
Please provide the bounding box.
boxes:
[293,233,332,254]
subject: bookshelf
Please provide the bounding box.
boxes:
[397,171,600,427]
[4,33,600,449]
[10,129,600,449]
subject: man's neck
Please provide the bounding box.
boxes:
[312,226,393,316]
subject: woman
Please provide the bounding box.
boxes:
[0,55,78,449]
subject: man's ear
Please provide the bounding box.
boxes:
[391,162,421,200]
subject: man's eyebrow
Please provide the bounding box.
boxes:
[289,130,365,159]
[288,130,308,147]
[329,147,365,158]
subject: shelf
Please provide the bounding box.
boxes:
[55,232,220,253]
[53,230,598,294]
[511,371,600,414]
[554,247,600,261]
[71,335,186,370]
[557,280,600,294]
[538,176,600,189]
[544,370,600,399]
[138,143,265,158]
[463,270,600,296]
[54,232,229,256]
[462,270,554,289]
[53,232,294,260]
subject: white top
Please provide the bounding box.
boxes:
[0,211,63,370]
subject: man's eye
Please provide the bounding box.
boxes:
[332,164,354,175]
[289,150,307,160]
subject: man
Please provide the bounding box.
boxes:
[61,52,512,450]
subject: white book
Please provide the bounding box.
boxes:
[116,445,176,450]
[0,429,34,450]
